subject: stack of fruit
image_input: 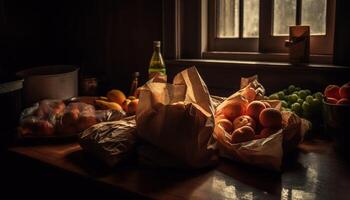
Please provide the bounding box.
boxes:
[216,100,283,143]
[324,82,350,105]
[95,89,139,115]
[267,85,323,120]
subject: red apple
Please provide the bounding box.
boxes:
[339,82,350,99]
[326,97,338,104]
[337,98,350,105]
[324,85,340,100]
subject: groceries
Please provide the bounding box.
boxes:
[18,99,125,137]
[136,67,218,168]
[79,116,138,167]
[214,76,310,171]
[96,89,139,115]
[268,85,323,124]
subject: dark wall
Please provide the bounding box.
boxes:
[0,0,162,93]
[333,0,350,66]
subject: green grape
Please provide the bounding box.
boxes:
[305,95,314,104]
[291,102,302,114]
[314,92,323,100]
[297,98,304,104]
[288,94,299,103]
[305,89,312,95]
[298,90,308,100]
[283,89,289,95]
[269,94,279,100]
[288,85,296,93]
[281,100,289,108]
[277,91,285,100]
[302,101,311,113]
[295,87,301,91]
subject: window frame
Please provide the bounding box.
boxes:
[208,0,258,52]
[208,0,336,55]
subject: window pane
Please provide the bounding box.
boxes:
[273,0,296,36]
[243,0,259,38]
[302,0,327,35]
[217,0,239,38]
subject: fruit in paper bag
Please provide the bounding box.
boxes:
[221,101,247,121]
[233,115,256,130]
[231,126,255,143]
[263,101,271,108]
[215,114,227,124]
[217,118,234,133]
[241,87,256,102]
[107,89,126,105]
[324,85,340,100]
[255,128,279,139]
[246,101,266,120]
[259,108,282,128]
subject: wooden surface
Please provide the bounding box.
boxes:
[5,139,350,200]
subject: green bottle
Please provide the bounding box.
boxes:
[148,41,166,80]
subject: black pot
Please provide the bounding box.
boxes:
[0,79,23,147]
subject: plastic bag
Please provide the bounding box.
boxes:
[136,67,219,168]
[214,76,311,171]
[79,116,137,167]
[18,100,126,136]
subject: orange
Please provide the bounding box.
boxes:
[255,128,279,139]
[263,101,271,108]
[122,99,131,112]
[107,89,126,105]
[127,99,139,115]
[221,101,247,121]
[246,101,266,120]
[217,118,234,133]
[232,115,256,130]
[231,126,255,144]
[259,108,282,128]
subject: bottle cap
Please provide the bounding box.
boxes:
[153,41,161,47]
[133,72,140,77]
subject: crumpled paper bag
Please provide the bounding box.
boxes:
[79,116,137,167]
[214,76,311,171]
[136,67,218,168]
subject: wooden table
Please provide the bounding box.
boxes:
[3,140,350,200]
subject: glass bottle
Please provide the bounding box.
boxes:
[129,72,139,97]
[148,41,166,80]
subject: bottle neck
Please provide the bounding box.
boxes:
[153,46,161,53]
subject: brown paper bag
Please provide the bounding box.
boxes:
[136,67,218,168]
[214,76,310,171]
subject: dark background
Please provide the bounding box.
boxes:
[0,0,162,93]
[0,0,349,95]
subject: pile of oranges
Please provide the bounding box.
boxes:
[95,89,139,115]
[216,100,283,144]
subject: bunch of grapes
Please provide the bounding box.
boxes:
[267,85,323,120]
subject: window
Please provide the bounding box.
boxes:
[208,0,335,55]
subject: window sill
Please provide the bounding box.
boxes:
[166,58,349,72]
[202,51,333,65]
